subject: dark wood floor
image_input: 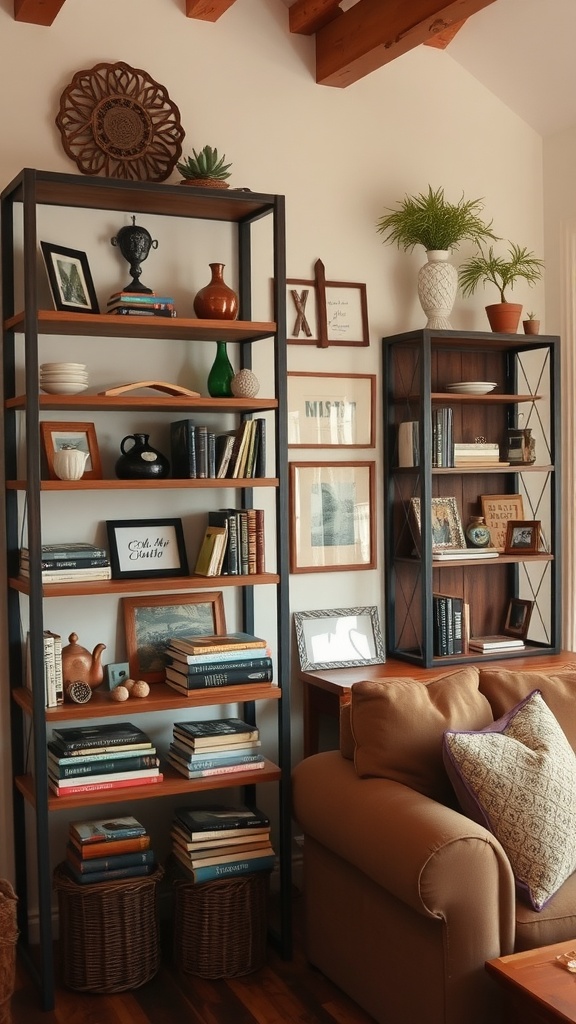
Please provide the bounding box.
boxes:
[9,889,376,1024]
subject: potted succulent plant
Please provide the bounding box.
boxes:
[376,186,497,329]
[176,146,232,189]
[458,242,544,334]
[523,311,541,335]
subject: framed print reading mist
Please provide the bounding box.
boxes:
[106,518,189,580]
[287,372,375,448]
[289,461,375,573]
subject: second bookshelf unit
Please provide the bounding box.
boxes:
[383,328,561,667]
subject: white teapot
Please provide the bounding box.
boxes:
[53,448,89,481]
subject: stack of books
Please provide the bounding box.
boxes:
[20,542,111,584]
[171,804,275,883]
[468,635,526,653]
[64,814,156,885]
[47,722,162,798]
[194,509,265,576]
[453,442,505,467]
[170,418,266,480]
[106,291,176,318]
[432,593,469,656]
[164,632,273,695]
[167,717,265,778]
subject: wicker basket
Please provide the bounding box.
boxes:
[53,863,163,993]
[0,880,18,1024]
[173,870,269,978]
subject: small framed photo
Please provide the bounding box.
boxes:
[289,461,376,573]
[106,518,189,580]
[480,493,525,552]
[502,598,534,639]
[409,496,466,554]
[123,592,226,683]
[40,421,102,480]
[287,372,375,448]
[40,241,99,314]
[504,520,541,554]
[293,606,385,671]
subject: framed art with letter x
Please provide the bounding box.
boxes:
[286,259,369,347]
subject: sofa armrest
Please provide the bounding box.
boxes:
[293,751,516,947]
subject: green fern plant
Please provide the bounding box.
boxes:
[459,243,544,303]
[177,146,232,181]
[376,186,497,253]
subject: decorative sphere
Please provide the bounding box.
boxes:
[132,680,150,698]
[231,369,260,398]
[123,678,136,691]
[112,685,130,702]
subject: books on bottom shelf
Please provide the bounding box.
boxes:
[468,635,526,652]
[171,803,274,882]
[65,815,157,884]
[433,593,469,656]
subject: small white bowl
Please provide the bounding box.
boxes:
[40,382,89,394]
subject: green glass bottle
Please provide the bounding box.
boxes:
[207,340,234,397]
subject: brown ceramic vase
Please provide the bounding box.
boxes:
[193,263,239,320]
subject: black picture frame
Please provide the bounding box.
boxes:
[40,241,100,313]
[106,518,189,580]
[503,598,534,639]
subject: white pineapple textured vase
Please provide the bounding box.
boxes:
[417,249,458,329]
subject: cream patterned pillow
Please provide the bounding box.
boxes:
[443,689,576,911]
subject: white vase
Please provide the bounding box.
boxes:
[53,448,89,480]
[417,249,458,329]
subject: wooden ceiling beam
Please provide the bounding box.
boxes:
[289,0,342,36]
[14,0,67,25]
[424,16,467,47]
[315,0,497,87]
[185,0,237,21]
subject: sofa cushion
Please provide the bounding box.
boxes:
[479,667,576,752]
[443,689,576,911]
[351,666,492,802]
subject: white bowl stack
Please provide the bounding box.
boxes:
[39,362,88,394]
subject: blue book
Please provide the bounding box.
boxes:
[66,845,155,873]
[175,853,275,883]
[170,419,196,478]
[65,862,156,885]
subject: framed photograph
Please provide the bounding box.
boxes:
[40,421,102,480]
[123,592,226,683]
[286,278,369,347]
[289,461,375,573]
[106,518,189,579]
[504,520,541,554]
[293,606,385,671]
[502,598,534,639]
[287,372,375,448]
[409,496,466,554]
[480,493,525,552]
[40,241,99,314]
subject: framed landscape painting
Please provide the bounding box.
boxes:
[122,592,226,682]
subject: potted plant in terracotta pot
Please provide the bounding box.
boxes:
[523,311,541,335]
[376,185,497,329]
[458,242,544,334]
[176,145,232,188]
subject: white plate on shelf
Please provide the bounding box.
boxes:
[445,381,497,395]
[40,382,89,395]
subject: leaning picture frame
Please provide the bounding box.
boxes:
[289,461,376,573]
[480,493,525,552]
[287,372,376,448]
[409,496,466,554]
[106,517,189,579]
[504,520,541,554]
[122,591,226,683]
[502,597,534,639]
[293,606,385,671]
[40,421,102,480]
[40,241,99,314]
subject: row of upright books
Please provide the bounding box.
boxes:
[194,509,265,576]
[166,716,265,777]
[47,722,163,798]
[106,290,177,318]
[170,417,266,480]
[433,594,526,656]
[397,418,506,469]
[164,631,273,695]
[19,542,112,583]
[171,804,275,884]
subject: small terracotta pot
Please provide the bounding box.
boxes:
[523,320,540,335]
[485,303,523,334]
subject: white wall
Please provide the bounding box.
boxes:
[0,0,546,884]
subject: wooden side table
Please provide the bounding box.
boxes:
[486,940,576,1023]
[298,651,576,758]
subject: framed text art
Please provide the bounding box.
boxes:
[106,517,189,579]
[289,461,376,573]
[480,494,525,552]
[293,605,385,670]
[287,372,375,448]
[40,421,102,480]
[286,262,369,347]
[40,241,99,314]
[122,592,226,683]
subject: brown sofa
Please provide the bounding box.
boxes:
[292,664,576,1024]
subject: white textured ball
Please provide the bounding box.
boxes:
[231,368,260,398]
[123,678,135,691]
[112,685,130,702]
[132,680,150,698]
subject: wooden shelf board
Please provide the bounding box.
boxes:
[6,394,278,413]
[394,554,553,567]
[15,759,282,810]
[431,392,541,403]
[433,464,553,475]
[4,310,276,342]
[9,572,280,596]
[12,682,281,720]
[7,478,279,491]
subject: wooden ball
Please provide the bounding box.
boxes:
[123,678,136,691]
[132,680,150,698]
[112,685,130,702]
